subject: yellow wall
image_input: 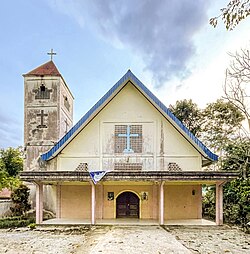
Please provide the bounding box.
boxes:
[100,184,158,219]
[60,185,91,219]
[164,184,202,220]
[56,82,202,172]
[58,183,202,221]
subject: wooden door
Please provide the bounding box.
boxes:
[116,192,139,218]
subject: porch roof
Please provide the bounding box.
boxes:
[20,170,238,182]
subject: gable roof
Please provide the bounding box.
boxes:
[23,60,61,76]
[41,70,218,165]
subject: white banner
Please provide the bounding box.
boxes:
[89,171,107,184]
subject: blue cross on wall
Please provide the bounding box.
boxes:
[118,125,139,153]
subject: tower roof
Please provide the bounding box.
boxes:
[23,60,61,76]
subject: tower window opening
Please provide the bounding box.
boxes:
[34,83,52,99]
[64,96,70,111]
[40,84,46,92]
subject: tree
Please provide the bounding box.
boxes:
[223,48,250,132]
[169,99,202,136]
[10,184,31,216]
[0,147,23,190]
[221,139,250,228]
[0,147,23,177]
[0,170,20,191]
[222,138,249,170]
[201,99,244,153]
[0,170,8,190]
[169,98,244,153]
[170,97,249,227]
[210,0,250,30]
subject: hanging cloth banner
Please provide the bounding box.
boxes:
[89,171,107,184]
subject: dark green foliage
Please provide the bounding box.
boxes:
[0,216,35,229]
[224,178,250,227]
[222,139,250,228]
[169,99,202,136]
[201,99,244,152]
[202,186,215,220]
[203,139,250,229]
[10,184,31,216]
[221,139,250,177]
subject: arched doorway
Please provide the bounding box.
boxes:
[116,191,140,218]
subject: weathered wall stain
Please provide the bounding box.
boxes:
[24,72,74,172]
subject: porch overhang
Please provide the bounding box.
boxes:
[20,170,239,183]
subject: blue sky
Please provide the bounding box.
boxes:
[0,0,250,148]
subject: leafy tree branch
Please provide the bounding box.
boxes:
[210,0,250,30]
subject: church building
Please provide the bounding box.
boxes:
[20,59,238,225]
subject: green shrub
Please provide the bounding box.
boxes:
[10,184,31,216]
[0,217,35,229]
[202,186,215,220]
[203,179,250,230]
[28,223,36,230]
[223,178,250,228]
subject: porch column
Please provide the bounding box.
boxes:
[152,183,158,220]
[35,182,43,224]
[56,183,61,219]
[100,184,104,219]
[216,182,224,225]
[91,182,96,225]
[159,181,165,225]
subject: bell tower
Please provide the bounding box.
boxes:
[23,58,74,171]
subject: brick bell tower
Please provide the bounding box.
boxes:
[23,54,74,171]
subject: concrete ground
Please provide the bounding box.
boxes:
[75,225,190,254]
[167,225,250,254]
[0,225,249,253]
[42,218,216,226]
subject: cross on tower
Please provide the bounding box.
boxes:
[37,110,48,128]
[118,125,139,153]
[47,49,57,61]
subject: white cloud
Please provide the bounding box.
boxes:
[47,0,212,86]
[47,0,250,109]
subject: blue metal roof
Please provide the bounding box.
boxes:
[41,70,218,162]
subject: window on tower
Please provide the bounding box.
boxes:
[40,84,46,92]
[64,96,70,111]
[34,84,52,99]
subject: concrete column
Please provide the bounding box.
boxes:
[99,184,104,219]
[197,184,202,219]
[152,183,158,220]
[35,182,43,224]
[216,182,224,225]
[56,183,61,219]
[159,181,165,225]
[91,182,96,225]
